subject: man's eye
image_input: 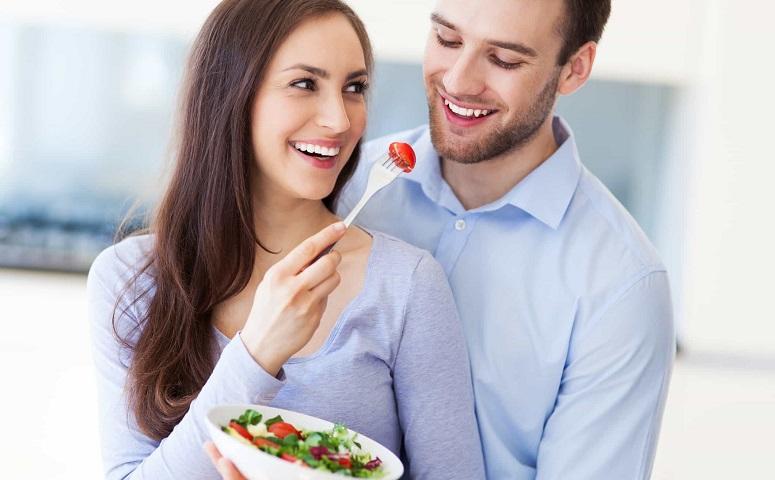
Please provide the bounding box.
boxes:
[435,34,460,48]
[490,56,523,70]
[344,82,369,94]
[291,78,315,90]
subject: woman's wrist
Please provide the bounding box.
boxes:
[238,331,286,377]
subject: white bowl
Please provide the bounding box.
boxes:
[206,404,404,480]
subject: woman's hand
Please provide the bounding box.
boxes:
[204,441,247,480]
[240,222,346,376]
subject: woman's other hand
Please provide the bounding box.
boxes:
[204,441,247,480]
[240,222,346,375]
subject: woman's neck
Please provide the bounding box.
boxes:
[251,192,338,260]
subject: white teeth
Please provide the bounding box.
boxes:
[444,98,491,118]
[293,143,340,157]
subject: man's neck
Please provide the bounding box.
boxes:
[441,117,559,211]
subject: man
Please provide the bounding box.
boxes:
[209,0,674,478]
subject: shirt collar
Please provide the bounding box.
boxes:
[499,116,582,229]
[405,116,582,229]
[405,127,445,204]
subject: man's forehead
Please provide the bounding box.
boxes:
[432,0,564,50]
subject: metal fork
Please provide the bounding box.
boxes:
[315,153,408,260]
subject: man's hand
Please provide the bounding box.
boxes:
[204,441,247,480]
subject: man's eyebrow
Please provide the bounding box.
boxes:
[430,12,456,31]
[430,12,538,58]
[488,40,537,58]
[282,64,368,81]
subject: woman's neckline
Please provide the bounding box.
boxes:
[213,228,381,363]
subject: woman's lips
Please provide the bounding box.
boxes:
[290,145,338,170]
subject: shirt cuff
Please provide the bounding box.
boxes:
[210,334,286,404]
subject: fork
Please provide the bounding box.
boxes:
[314,142,416,261]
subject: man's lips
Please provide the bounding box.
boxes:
[438,91,498,118]
[439,94,496,127]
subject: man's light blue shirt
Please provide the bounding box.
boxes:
[337,117,675,480]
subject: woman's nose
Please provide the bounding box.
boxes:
[316,93,351,134]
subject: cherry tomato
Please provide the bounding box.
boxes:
[267,421,299,439]
[338,457,352,469]
[228,421,252,441]
[388,142,416,173]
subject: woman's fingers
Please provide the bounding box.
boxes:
[204,442,247,480]
[308,270,341,299]
[296,250,341,290]
[275,222,346,276]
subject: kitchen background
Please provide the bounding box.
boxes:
[1,0,773,478]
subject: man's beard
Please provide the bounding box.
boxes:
[427,72,560,164]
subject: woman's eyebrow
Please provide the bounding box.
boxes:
[283,64,329,78]
[346,69,368,81]
[282,64,368,81]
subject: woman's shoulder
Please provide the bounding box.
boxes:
[87,234,156,352]
[89,233,155,288]
[366,229,448,289]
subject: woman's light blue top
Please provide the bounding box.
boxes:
[88,230,485,479]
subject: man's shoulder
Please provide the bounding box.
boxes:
[551,165,666,310]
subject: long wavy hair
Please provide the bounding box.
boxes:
[116,0,373,441]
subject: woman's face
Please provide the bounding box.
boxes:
[251,13,369,202]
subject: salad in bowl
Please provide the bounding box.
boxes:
[206,405,403,480]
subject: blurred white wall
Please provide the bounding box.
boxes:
[0,0,706,84]
[679,0,775,356]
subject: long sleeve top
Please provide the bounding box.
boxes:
[88,230,485,479]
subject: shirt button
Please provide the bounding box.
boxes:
[454,219,467,231]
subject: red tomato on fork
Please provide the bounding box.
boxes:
[267,421,300,439]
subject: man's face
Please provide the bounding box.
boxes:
[424,0,566,164]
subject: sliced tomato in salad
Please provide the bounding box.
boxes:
[281,453,300,463]
[267,421,299,439]
[252,437,280,449]
[228,421,253,441]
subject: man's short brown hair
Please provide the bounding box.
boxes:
[556,0,612,64]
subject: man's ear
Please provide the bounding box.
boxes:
[557,41,597,96]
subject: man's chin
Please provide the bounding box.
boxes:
[429,112,486,163]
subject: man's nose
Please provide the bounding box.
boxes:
[316,93,351,134]
[442,50,485,98]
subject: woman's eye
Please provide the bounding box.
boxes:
[291,78,316,91]
[344,82,368,94]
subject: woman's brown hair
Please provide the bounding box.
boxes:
[116,0,373,440]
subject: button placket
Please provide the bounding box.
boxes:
[435,215,477,277]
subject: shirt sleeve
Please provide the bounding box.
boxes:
[535,270,676,480]
[87,244,286,480]
[392,253,486,480]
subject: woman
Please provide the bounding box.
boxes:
[88,0,484,478]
